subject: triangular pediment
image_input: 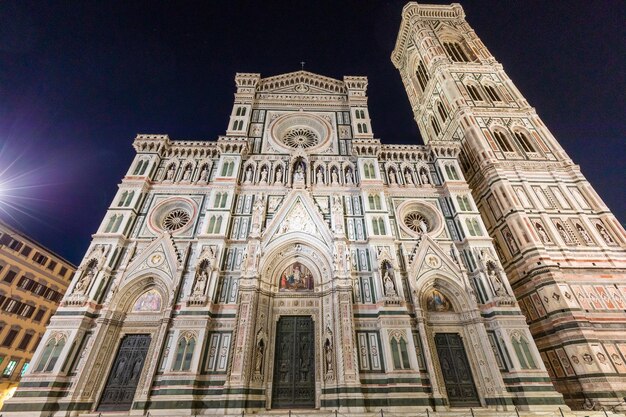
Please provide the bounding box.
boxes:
[263,190,333,247]
[257,70,346,95]
[123,232,182,284]
[408,235,463,282]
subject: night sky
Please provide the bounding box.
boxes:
[0,1,624,265]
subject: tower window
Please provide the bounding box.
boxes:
[437,101,448,121]
[35,335,66,373]
[207,215,223,234]
[371,217,386,235]
[466,84,483,101]
[363,162,375,179]
[514,131,536,153]
[368,194,382,210]
[415,61,430,92]
[390,335,411,370]
[431,116,441,137]
[493,131,514,153]
[443,41,471,62]
[485,85,502,101]
[172,334,196,372]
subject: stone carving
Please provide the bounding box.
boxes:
[244,166,253,183]
[383,272,397,297]
[576,223,592,244]
[274,167,283,184]
[535,222,551,243]
[316,168,324,185]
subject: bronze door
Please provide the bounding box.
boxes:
[272,316,315,408]
[98,334,151,411]
[434,333,480,407]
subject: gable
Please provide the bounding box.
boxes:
[257,71,346,95]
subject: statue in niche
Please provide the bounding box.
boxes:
[556,223,572,244]
[596,224,614,244]
[383,272,397,297]
[254,339,265,375]
[420,169,430,184]
[331,168,339,184]
[165,164,175,180]
[316,168,324,184]
[182,165,192,181]
[294,162,305,183]
[487,262,508,297]
[389,170,397,184]
[251,194,265,234]
[200,165,209,182]
[274,167,283,184]
[535,222,551,243]
[259,167,268,183]
[244,166,253,183]
[346,169,354,184]
[324,338,333,375]
[576,224,592,244]
[192,260,210,295]
[404,170,413,184]
[74,264,96,294]
[426,289,452,312]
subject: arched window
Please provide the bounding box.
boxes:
[124,191,134,207]
[104,215,118,233]
[34,335,66,372]
[173,334,196,371]
[222,161,234,177]
[139,160,148,175]
[118,191,128,207]
[132,160,145,175]
[445,164,460,181]
[457,195,471,211]
[511,334,537,369]
[493,130,514,153]
[514,131,535,153]
[437,101,448,121]
[466,84,482,101]
[362,124,368,134]
[236,107,241,116]
[207,216,222,234]
[360,110,366,119]
[484,85,501,101]
[431,116,441,137]
[368,194,382,210]
[390,335,411,370]
[214,192,222,208]
[415,60,430,92]
[443,41,472,62]
[465,218,482,236]
[372,217,386,235]
[363,162,375,179]
[357,124,363,134]
[112,215,123,233]
[355,110,362,119]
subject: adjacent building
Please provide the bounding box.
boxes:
[0,221,75,408]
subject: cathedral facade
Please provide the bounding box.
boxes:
[5,3,625,416]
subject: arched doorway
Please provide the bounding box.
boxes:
[422,286,481,408]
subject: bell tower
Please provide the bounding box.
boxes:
[392,2,626,410]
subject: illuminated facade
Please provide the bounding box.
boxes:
[5,2,626,416]
[0,221,75,409]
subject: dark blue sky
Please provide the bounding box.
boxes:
[0,1,624,265]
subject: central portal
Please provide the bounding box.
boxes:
[272,316,315,409]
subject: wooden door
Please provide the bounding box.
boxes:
[434,333,480,407]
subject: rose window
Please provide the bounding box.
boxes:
[161,209,191,231]
[281,127,320,149]
[403,212,429,233]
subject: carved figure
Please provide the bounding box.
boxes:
[193,268,208,295]
[535,223,551,243]
[254,341,264,374]
[404,170,413,184]
[383,272,397,296]
[346,169,354,184]
[556,223,572,244]
[576,224,592,244]
[183,165,191,180]
[331,169,339,184]
[420,169,430,184]
[389,170,397,184]
[200,165,209,182]
[165,164,175,180]
[274,167,283,184]
[259,167,268,183]
[294,164,304,182]
[316,168,324,184]
[325,339,333,373]
[244,166,253,183]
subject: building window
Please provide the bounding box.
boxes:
[214,192,228,208]
[2,360,18,377]
[511,333,537,369]
[368,194,382,210]
[207,215,223,235]
[415,60,429,92]
[437,101,448,121]
[465,218,483,236]
[20,245,32,257]
[445,164,460,180]
[484,85,501,101]
[363,162,375,179]
[221,161,235,177]
[493,130,514,153]
[390,335,411,370]
[443,41,472,62]
[59,266,68,278]
[17,333,33,351]
[431,116,441,137]
[371,217,386,235]
[33,252,48,266]
[2,329,20,348]
[466,84,482,101]
[35,336,66,373]
[3,270,17,284]
[172,334,196,372]
[456,195,471,211]
[20,362,29,377]
[514,131,536,153]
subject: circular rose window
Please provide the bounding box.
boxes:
[161,209,191,231]
[282,127,320,149]
[403,211,429,233]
